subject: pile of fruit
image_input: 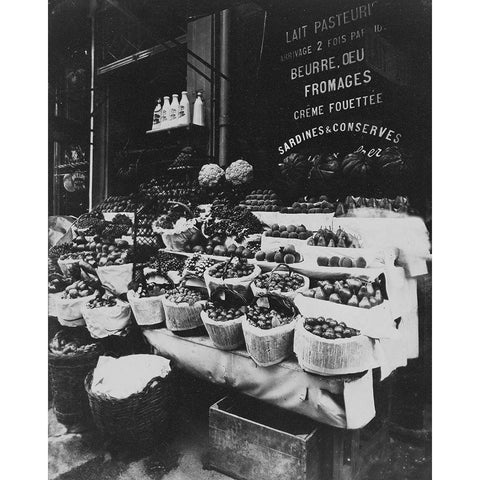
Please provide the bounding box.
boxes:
[253,272,305,292]
[168,146,200,171]
[48,272,72,293]
[85,295,118,309]
[135,213,156,237]
[281,195,337,214]
[339,195,410,215]
[205,200,263,243]
[184,254,217,277]
[61,278,99,299]
[165,286,205,305]
[49,331,100,356]
[307,227,360,248]
[49,242,74,260]
[112,214,132,226]
[96,194,139,213]
[75,216,106,234]
[246,305,294,330]
[303,317,360,339]
[207,257,255,279]
[204,302,245,322]
[264,223,313,240]
[316,255,367,268]
[254,245,302,264]
[72,235,130,268]
[133,282,172,298]
[301,278,384,308]
[239,189,283,212]
[139,178,198,205]
[149,251,186,273]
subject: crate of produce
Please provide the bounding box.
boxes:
[208,395,321,480]
[296,275,396,339]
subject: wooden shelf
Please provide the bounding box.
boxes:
[146,124,206,136]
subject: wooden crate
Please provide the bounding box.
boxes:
[208,395,322,480]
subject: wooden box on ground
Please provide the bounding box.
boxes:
[208,395,321,480]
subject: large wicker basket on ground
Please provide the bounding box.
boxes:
[84,368,175,447]
[48,347,103,425]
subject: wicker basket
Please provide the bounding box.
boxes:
[201,310,245,350]
[48,346,103,425]
[84,369,175,447]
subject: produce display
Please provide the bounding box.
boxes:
[264,223,313,240]
[165,286,206,305]
[339,195,410,215]
[48,272,72,293]
[85,295,119,309]
[75,215,106,234]
[253,272,305,293]
[111,214,132,226]
[204,302,245,322]
[245,304,294,330]
[303,317,360,339]
[96,194,138,213]
[204,200,263,243]
[239,189,283,212]
[149,251,186,273]
[183,253,217,277]
[207,257,255,279]
[49,331,100,356]
[139,178,198,205]
[72,235,130,267]
[279,153,310,187]
[254,244,302,264]
[225,159,253,186]
[281,195,337,214]
[301,278,384,308]
[341,151,372,180]
[168,146,200,171]
[49,242,74,260]
[61,278,99,299]
[316,255,367,268]
[306,227,360,248]
[132,282,172,298]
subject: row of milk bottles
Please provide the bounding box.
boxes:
[152,91,204,130]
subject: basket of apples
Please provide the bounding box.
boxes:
[204,256,261,298]
[201,287,247,350]
[81,290,132,339]
[161,285,207,333]
[242,294,302,367]
[251,263,310,300]
[295,275,395,339]
[55,275,101,327]
[127,276,175,328]
[293,316,377,375]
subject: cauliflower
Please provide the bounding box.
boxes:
[198,163,224,187]
[225,159,253,186]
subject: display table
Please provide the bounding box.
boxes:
[143,328,378,429]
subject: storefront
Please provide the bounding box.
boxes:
[48,1,431,478]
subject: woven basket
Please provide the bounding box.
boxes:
[161,295,206,332]
[84,369,175,447]
[200,310,245,350]
[127,291,166,327]
[242,316,298,367]
[250,263,309,301]
[48,347,103,425]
